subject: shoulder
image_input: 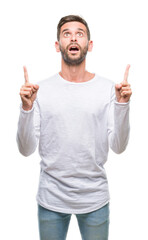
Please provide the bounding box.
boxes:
[37,73,59,87]
[37,73,60,95]
[94,74,115,88]
[95,74,114,84]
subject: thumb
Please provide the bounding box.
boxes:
[115,83,122,90]
[33,84,39,90]
[32,84,39,93]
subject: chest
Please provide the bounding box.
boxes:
[38,84,111,120]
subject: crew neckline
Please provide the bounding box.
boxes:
[57,73,97,85]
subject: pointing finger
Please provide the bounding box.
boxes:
[23,66,29,84]
[123,64,130,84]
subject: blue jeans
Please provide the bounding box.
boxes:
[38,203,109,240]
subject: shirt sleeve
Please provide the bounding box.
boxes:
[107,85,130,154]
[16,100,40,156]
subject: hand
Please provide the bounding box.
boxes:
[20,66,39,111]
[115,64,132,103]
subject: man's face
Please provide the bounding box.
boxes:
[56,21,93,66]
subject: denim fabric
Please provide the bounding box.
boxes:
[38,203,109,240]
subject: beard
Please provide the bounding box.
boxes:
[59,43,88,66]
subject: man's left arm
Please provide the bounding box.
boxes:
[108,65,132,154]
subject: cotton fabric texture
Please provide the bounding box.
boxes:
[17,73,130,214]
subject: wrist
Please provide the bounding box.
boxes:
[22,104,33,111]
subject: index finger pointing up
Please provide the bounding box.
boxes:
[123,64,130,83]
[23,66,29,84]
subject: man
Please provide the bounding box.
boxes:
[17,15,132,240]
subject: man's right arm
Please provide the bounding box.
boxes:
[16,66,40,156]
[16,101,40,156]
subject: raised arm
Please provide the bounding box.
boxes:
[16,66,40,156]
[108,65,132,154]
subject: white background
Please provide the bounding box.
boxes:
[0,0,148,239]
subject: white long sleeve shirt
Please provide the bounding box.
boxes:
[17,73,130,214]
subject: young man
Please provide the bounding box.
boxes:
[17,15,132,240]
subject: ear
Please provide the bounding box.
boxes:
[88,40,93,52]
[55,41,61,52]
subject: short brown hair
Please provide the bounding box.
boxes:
[57,15,91,41]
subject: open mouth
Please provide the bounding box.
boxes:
[68,45,80,53]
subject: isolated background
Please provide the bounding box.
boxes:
[0,0,148,239]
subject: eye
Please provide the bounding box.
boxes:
[64,32,70,37]
[77,32,83,37]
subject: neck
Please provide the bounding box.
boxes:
[59,59,94,82]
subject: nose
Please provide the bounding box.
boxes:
[71,33,77,42]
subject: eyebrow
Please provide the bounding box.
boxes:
[62,28,69,33]
[77,28,85,33]
[62,28,85,33]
